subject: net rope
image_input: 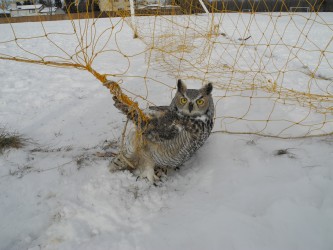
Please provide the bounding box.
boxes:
[0,0,332,138]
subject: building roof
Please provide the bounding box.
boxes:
[9,4,43,11]
[138,4,181,9]
[39,7,57,13]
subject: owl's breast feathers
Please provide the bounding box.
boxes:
[142,106,214,167]
[113,99,214,168]
[142,105,214,142]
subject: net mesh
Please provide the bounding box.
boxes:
[1,0,332,138]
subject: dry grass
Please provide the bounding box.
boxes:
[0,129,26,153]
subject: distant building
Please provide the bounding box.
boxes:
[8,3,65,17]
[207,0,326,12]
[137,3,180,9]
[99,0,130,12]
[9,3,44,17]
[39,6,66,15]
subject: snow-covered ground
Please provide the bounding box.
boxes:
[0,14,333,250]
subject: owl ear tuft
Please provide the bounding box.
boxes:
[177,79,187,94]
[203,82,213,95]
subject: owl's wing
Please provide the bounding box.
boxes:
[113,96,149,128]
[143,108,182,142]
[145,106,170,118]
[147,106,170,112]
[113,98,182,141]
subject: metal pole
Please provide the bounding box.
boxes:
[129,0,136,32]
[198,0,209,14]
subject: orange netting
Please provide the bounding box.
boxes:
[0,0,332,138]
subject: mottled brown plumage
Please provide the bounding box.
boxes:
[110,79,214,182]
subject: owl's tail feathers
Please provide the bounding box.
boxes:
[108,153,135,172]
[113,96,149,129]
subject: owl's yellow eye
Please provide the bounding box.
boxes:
[180,97,188,104]
[196,99,205,105]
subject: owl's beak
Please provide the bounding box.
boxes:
[188,102,194,113]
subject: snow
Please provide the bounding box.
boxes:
[0,14,333,250]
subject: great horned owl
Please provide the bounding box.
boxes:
[110,79,214,182]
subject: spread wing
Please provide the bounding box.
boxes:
[113,97,182,141]
[113,96,149,128]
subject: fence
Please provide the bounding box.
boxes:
[0,8,183,24]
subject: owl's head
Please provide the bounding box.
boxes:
[171,79,214,117]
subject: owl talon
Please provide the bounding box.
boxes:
[138,166,159,183]
[146,173,159,183]
[153,174,160,181]
[154,166,168,177]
